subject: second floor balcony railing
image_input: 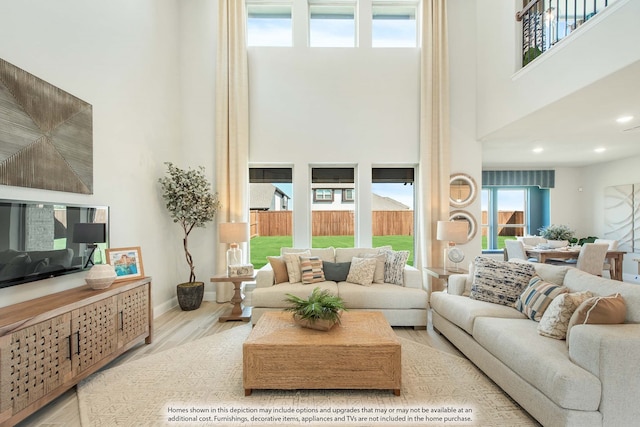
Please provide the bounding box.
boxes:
[517,0,618,67]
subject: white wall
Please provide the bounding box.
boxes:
[580,154,640,279]
[0,0,186,310]
[476,0,640,138]
[449,0,482,264]
[178,0,221,300]
[248,48,420,248]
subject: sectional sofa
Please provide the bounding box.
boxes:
[431,258,640,427]
[251,247,428,329]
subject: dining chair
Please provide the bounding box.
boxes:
[575,243,610,276]
[505,240,537,262]
[594,238,618,277]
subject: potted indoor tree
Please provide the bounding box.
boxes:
[284,287,346,331]
[159,162,221,310]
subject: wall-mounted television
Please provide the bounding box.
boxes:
[0,199,109,289]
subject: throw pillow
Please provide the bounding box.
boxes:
[515,276,568,321]
[359,253,386,283]
[469,257,535,306]
[283,250,311,283]
[299,256,325,284]
[267,256,289,284]
[346,257,377,286]
[537,291,593,339]
[322,261,351,282]
[382,250,410,285]
[566,293,626,343]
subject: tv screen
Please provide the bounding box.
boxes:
[0,200,109,288]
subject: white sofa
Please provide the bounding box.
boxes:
[431,260,640,427]
[252,247,427,329]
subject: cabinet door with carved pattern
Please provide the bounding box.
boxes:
[0,313,72,416]
[70,296,117,375]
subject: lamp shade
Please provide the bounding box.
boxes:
[436,220,467,244]
[219,222,249,244]
[73,223,106,244]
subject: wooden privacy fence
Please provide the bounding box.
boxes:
[250,210,414,237]
[480,210,525,237]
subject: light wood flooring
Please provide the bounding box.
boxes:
[16,301,463,427]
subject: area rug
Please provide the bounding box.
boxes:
[77,324,538,426]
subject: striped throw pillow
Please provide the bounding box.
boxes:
[516,276,568,321]
[300,256,325,284]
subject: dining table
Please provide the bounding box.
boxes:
[524,247,626,281]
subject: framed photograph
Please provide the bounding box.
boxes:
[105,246,144,282]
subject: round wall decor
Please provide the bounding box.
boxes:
[449,210,477,241]
[449,173,477,208]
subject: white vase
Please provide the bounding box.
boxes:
[85,264,117,289]
[546,240,569,249]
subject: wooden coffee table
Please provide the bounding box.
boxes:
[243,311,401,396]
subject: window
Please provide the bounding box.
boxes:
[372,3,417,47]
[482,186,549,251]
[372,167,415,265]
[314,189,334,201]
[342,188,354,202]
[309,3,356,47]
[311,167,355,246]
[247,3,293,47]
[249,168,293,268]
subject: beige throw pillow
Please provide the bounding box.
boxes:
[566,293,626,343]
[283,250,311,283]
[359,253,386,283]
[267,256,289,284]
[346,257,377,286]
[537,291,593,339]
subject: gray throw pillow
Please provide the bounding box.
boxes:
[322,261,351,282]
[470,256,535,306]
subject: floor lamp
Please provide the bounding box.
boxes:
[436,220,468,272]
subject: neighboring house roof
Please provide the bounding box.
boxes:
[250,183,289,210]
[372,193,410,210]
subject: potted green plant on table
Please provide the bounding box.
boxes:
[159,162,221,310]
[284,287,346,331]
[539,224,575,248]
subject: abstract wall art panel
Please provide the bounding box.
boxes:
[0,58,93,194]
[604,184,634,252]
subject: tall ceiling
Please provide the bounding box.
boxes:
[481,60,640,169]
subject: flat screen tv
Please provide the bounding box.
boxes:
[0,199,109,289]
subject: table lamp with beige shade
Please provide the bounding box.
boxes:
[219,222,249,274]
[436,220,468,271]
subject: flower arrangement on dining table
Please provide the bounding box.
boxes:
[538,224,575,241]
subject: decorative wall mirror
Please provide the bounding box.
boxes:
[450,210,477,242]
[449,173,477,208]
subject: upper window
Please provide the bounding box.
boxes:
[247,3,293,47]
[309,3,356,47]
[342,188,355,202]
[372,3,417,47]
[314,188,334,201]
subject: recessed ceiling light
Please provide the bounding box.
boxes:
[616,115,634,123]
[532,147,543,153]
[594,147,606,153]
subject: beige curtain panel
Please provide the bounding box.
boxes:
[215,0,250,302]
[418,0,451,293]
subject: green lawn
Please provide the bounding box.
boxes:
[250,235,414,269]
[481,236,516,250]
